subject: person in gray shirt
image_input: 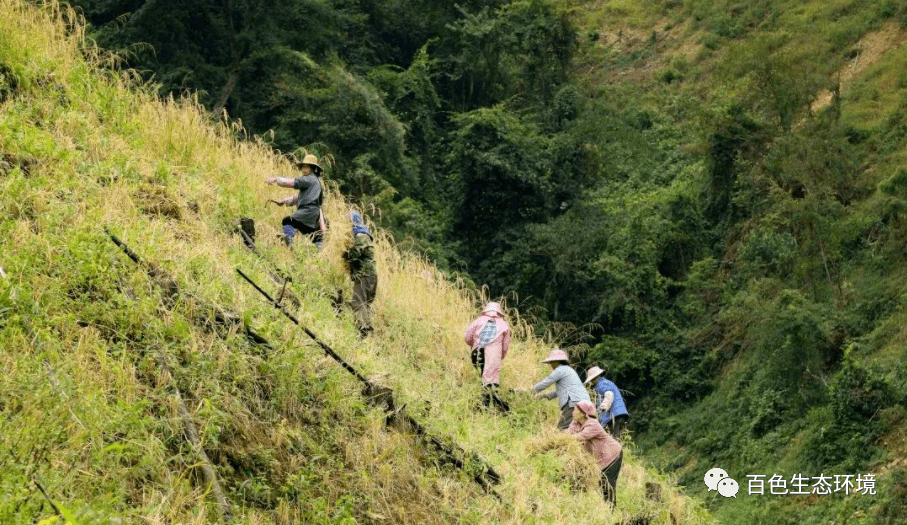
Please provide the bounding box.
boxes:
[533,348,590,430]
[266,154,325,249]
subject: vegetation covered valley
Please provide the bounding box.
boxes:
[4,0,907,523]
[0,1,712,523]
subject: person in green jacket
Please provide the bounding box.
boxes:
[343,210,377,337]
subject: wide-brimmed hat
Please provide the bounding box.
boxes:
[575,400,597,418]
[297,153,323,173]
[584,366,605,384]
[541,348,569,363]
[482,302,504,317]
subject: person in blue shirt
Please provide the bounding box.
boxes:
[584,366,630,439]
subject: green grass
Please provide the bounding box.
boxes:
[562,0,897,106]
[0,1,716,523]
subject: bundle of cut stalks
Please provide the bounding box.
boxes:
[525,428,601,492]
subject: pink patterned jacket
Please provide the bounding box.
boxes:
[464,315,511,357]
[464,315,511,385]
[565,417,622,469]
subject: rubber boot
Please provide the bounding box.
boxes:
[483,384,510,413]
[482,384,510,412]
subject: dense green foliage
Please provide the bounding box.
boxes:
[69,0,584,266]
[59,0,907,522]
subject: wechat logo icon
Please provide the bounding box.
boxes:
[704,467,739,497]
[718,477,739,498]
[704,467,728,491]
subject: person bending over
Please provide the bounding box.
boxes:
[565,400,623,508]
[584,365,630,439]
[343,210,377,337]
[533,348,590,430]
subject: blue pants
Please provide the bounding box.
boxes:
[281,216,323,248]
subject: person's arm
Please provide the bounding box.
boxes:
[344,240,361,261]
[563,420,581,435]
[464,319,479,347]
[533,368,564,397]
[500,327,511,359]
[266,177,295,188]
[573,420,605,441]
[600,391,614,412]
[277,194,298,206]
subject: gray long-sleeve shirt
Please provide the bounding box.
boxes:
[533,365,590,408]
[288,174,322,228]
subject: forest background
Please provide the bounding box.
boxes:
[59,0,907,522]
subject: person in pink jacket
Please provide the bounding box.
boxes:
[565,400,623,508]
[464,302,511,412]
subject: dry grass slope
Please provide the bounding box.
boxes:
[0,1,716,524]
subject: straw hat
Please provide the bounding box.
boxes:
[541,348,569,363]
[297,153,323,173]
[584,366,605,384]
[482,302,504,317]
[575,400,597,418]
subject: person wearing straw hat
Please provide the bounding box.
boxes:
[343,210,377,337]
[565,399,623,508]
[532,349,590,429]
[265,153,326,249]
[585,366,630,439]
[464,302,511,412]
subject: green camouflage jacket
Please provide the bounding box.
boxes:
[344,233,376,279]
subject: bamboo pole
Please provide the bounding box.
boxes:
[154,351,233,521]
[107,230,271,350]
[107,231,234,520]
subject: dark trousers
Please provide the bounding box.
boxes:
[282,216,323,247]
[470,346,485,372]
[557,403,574,430]
[482,384,510,412]
[601,450,623,508]
[470,348,509,412]
[351,274,377,335]
[606,414,630,439]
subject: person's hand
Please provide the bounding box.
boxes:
[534,392,545,399]
[265,177,278,184]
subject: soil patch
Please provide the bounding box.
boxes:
[812,20,907,112]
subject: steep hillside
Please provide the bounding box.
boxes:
[0,2,714,524]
